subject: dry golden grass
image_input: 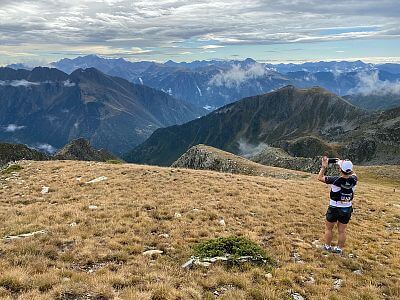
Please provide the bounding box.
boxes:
[0,160,399,300]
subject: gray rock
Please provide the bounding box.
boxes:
[290,292,305,300]
[333,279,343,290]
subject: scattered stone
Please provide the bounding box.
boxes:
[159,233,169,238]
[265,273,273,279]
[142,250,163,256]
[305,276,315,284]
[218,219,226,226]
[86,176,108,184]
[69,222,77,227]
[3,230,47,241]
[290,291,305,300]
[312,239,323,249]
[41,186,49,194]
[76,177,82,181]
[194,261,211,267]
[353,270,362,275]
[208,256,228,263]
[292,252,304,264]
[88,205,98,210]
[181,255,269,269]
[174,212,182,218]
[181,258,195,269]
[333,279,343,290]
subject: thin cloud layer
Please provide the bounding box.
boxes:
[0,1,399,63]
[209,63,271,88]
[349,71,400,95]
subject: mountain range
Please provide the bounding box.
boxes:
[45,55,400,110]
[0,67,204,155]
[124,86,400,166]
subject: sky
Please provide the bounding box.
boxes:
[1,0,400,65]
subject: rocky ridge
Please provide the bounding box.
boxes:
[171,144,309,179]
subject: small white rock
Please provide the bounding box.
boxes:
[290,292,305,300]
[41,186,49,194]
[174,212,182,218]
[333,279,343,290]
[353,270,362,275]
[194,261,211,267]
[159,233,170,238]
[219,219,226,226]
[86,176,108,184]
[265,273,273,279]
[305,276,315,284]
[88,205,98,210]
[69,222,77,227]
[142,250,163,256]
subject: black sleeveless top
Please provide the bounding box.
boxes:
[325,175,358,206]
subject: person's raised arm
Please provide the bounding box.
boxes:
[317,156,328,182]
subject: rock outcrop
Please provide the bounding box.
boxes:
[250,146,321,173]
[0,142,49,167]
[171,144,309,179]
[54,138,119,162]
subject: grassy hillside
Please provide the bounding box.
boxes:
[0,161,399,299]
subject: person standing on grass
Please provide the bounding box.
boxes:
[317,156,357,254]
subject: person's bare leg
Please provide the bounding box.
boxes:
[325,221,336,246]
[337,222,347,248]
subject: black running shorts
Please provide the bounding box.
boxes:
[326,206,353,224]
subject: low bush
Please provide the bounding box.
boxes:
[1,164,24,174]
[193,236,269,261]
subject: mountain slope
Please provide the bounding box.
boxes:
[124,86,365,166]
[0,67,204,155]
[343,94,400,111]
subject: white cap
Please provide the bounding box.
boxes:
[338,160,353,174]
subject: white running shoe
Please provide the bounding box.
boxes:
[332,246,343,254]
[323,244,332,252]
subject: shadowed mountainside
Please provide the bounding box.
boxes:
[124,86,366,165]
[0,142,49,167]
[0,67,204,155]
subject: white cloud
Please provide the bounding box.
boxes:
[349,70,400,95]
[0,80,40,87]
[237,139,267,158]
[209,63,270,88]
[35,143,57,154]
[0,1,399,64]
[200,45,224,50]
[63,80,76,87]
[4,124,26,132]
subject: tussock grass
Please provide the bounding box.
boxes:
[0,160,399,299]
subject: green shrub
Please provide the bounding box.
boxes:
[1,164,23,174]
[193,236,269,260]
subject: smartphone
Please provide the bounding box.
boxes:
[328,158,339,164]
